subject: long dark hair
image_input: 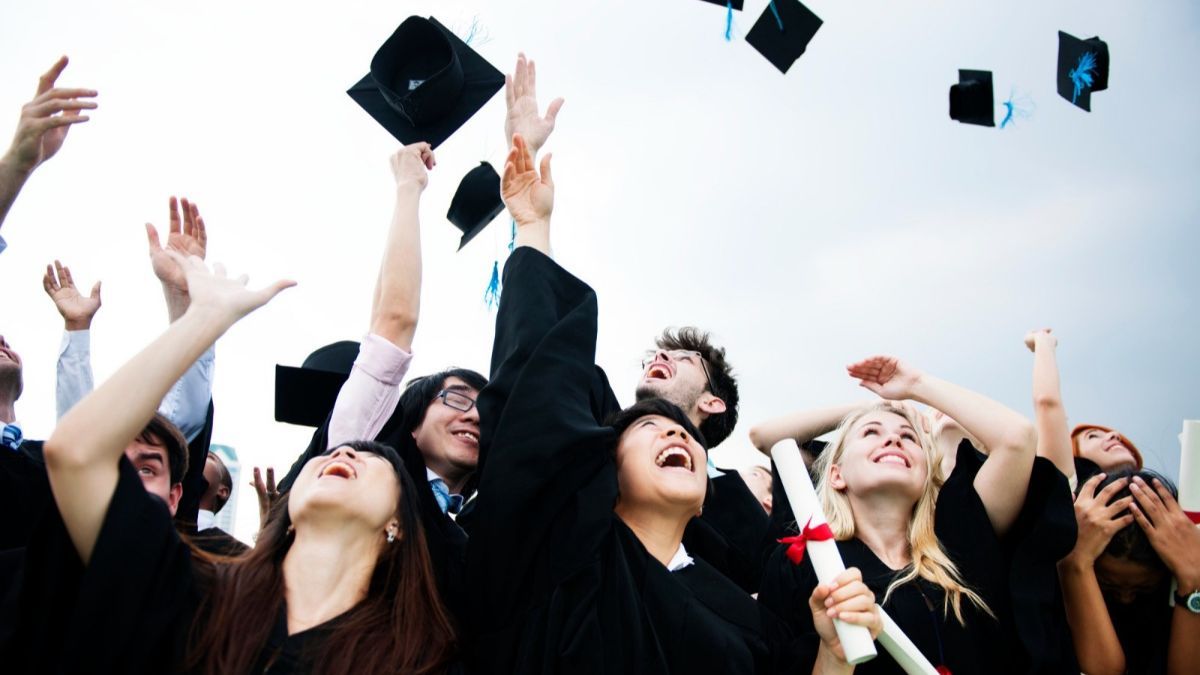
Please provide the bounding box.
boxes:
[185,440,456,674]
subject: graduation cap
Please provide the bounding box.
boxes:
[745,0,823,74]
[274,341,359,427]
[1057,31,1109,111]
[448,161,505,250]
[348,16,505,148]
[696,0,744,8]
[949,69,995,127]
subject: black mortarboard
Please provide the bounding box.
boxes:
[696,0,744,9]
[1057,31,1109,112]
[800,439,828,457]
[348,16,505,148]
[274,341,360,427]
[745,0,823,74]
[949,69,995,127]
[448,161,505,250]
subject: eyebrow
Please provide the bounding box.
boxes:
[861,421,918,434]
[134,452,165,465]
[444,384,475,393]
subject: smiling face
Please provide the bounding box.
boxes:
[635,350,711,420]
[829,410,928,502]
[739,465,773,514]
[288,445,401,534]
[411,376,480,484]
[1076,427,1138,471]
[614,414,708,516]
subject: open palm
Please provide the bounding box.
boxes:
[504,53,563,155]
[501,134,554,227]
[147,196,208,294]
[42,260,100,326]
[847,355,924,401]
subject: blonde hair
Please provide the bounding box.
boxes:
[813,401,992,624]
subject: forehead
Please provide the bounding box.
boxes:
[854,410,914,431]
[127,439,167,459]
[440,376,478,393]
[1095,554,1166,586]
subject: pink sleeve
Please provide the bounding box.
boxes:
[327,333,413,449]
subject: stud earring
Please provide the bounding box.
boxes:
[386,530,396,544]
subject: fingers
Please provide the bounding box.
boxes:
[1131,500,1155,532]
[1099,495,1134,520]
[195,211,207,253]
[168,196,182,235]
[57,260,74,289]
[25,97,98,119]
[511,134,530,172]
[545,97,565,125]
[1131,477,1166,523]
[539,153,553,187]
[1094,475,1129,504]
[36,56,70,96]
[42,265,56,295]
[504,74,515,107]
[30,115,90,132]
[252,466,266,493]
[255,279,298,304]
[266,467,276,493]
[529,58,537,94]
[846,356,887,381]
[1078,472,1106,502]
[181,198,195,238]
[1151,478,1183,513]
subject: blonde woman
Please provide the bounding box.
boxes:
[758,356,1039,675]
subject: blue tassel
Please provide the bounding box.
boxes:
[1000,88,1035,129]
[1000,98,1015,129]
[508,218,516,253]
[463,16,491,46]
[768,1,784,31]
[1069,52,1097,104]
[725,1,733,41]
[484,260,501,309]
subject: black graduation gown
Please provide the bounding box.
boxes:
[175,400,216,533]
[759,443,1013,675]
[277,406,473,629]
[684,470,772,594]
[465,248,798,675]
[192,526,250,557]
[0,440,49,553]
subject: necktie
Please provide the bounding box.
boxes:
[430,478,464,515]
[1,423,23,451]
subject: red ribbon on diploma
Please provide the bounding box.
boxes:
[778,517,836,565]
[1185,511,1200,525]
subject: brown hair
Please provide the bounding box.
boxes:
[137,412,189,485]
[185,440,456,674]
[655,327,739,447]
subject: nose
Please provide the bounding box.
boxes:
[1107,430,1121,442]
[329,446,359,461]
[664,426,691,443]
[1114,589,1137,605]
[884,433,902,447]
[461,403,480,422]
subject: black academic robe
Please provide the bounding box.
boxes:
[192,526,250,557]
[0,440,48,553]
[683,470,772,594]
[175,400,216,534]
[278,407,473,629]
[465,248,799,675]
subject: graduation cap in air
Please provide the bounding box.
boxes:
[448,161,505,250]
[949,69,995,127]
[745,0,823,74]
[1057,31,1109,111]
[348,16,505,148]
[274,341,360,427]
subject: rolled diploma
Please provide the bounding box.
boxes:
[1179,420,1200,524]
[772,441,877,664]
[877,606,939,675]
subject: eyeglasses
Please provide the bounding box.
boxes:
[641,349,717,397]
[436,389,477,412]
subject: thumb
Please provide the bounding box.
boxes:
[544,97,565,124]
[540,153,554,188]
[145,223,162,251]
[90,281,101,299]
[256,279,297,305]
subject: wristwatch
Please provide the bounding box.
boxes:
[1175,589,1200,613]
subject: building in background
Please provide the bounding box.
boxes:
[209,443,242,535]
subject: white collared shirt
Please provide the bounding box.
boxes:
[197,509,216,532]
[667,543,695,572]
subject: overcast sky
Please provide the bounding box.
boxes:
[1,0,1196,540]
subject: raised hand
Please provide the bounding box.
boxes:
[504,53,564,156]
[847,356,924,401]
[146,196,208,296]
[1066,474,1134,564]
[808,567,882,663]
[1024,328,1056,352]
[43,260,101,330]
[390,142,435,189]
[4,56,97,176]
[501,133,554,229]
[251,466,280,532]
[168,252,294,327]
[1129,476,1200,588]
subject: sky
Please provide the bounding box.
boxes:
[1,0,1197,541]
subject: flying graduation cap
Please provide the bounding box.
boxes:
[745,0,823,74]
[949,69,995,127]
[348,16,505,148]
[1057,31,1109,111]
[275,341,360,427]
[447,161,505,250]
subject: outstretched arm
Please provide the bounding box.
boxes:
[849,356,1036,536]
[43,254,292,563]
[44,260,101,418]
[0,57,97,243]
[502,133,553,255]
[1026,329,1074,479]
[748,403,862,455]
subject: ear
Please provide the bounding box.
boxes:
[762,495,773,513]
[387,519,402,542]
[167,482,184,517]
[217,484,231,502]
[697,393,726,417]
[828,464,847,491]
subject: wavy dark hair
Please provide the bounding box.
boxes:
[607,398,708,451]
[1089,468,1176,574]
[185,440,456,674]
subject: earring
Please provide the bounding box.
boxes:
[286,524,295,536]
[697,506,704,517]
[386,530,396,544]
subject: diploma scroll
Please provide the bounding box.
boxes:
[877,606,939,675]
[772,441,877,665]
[1179,420,1200,525]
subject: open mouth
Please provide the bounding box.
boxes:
[645,364,672,381]
[320,461,357,480]
[655,446,693,472]
[453,430,480,445]
[872,452,911,468]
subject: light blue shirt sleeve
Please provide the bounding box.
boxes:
[56,330,94,419]
[0,233,7,255]
[158,345,215,442]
